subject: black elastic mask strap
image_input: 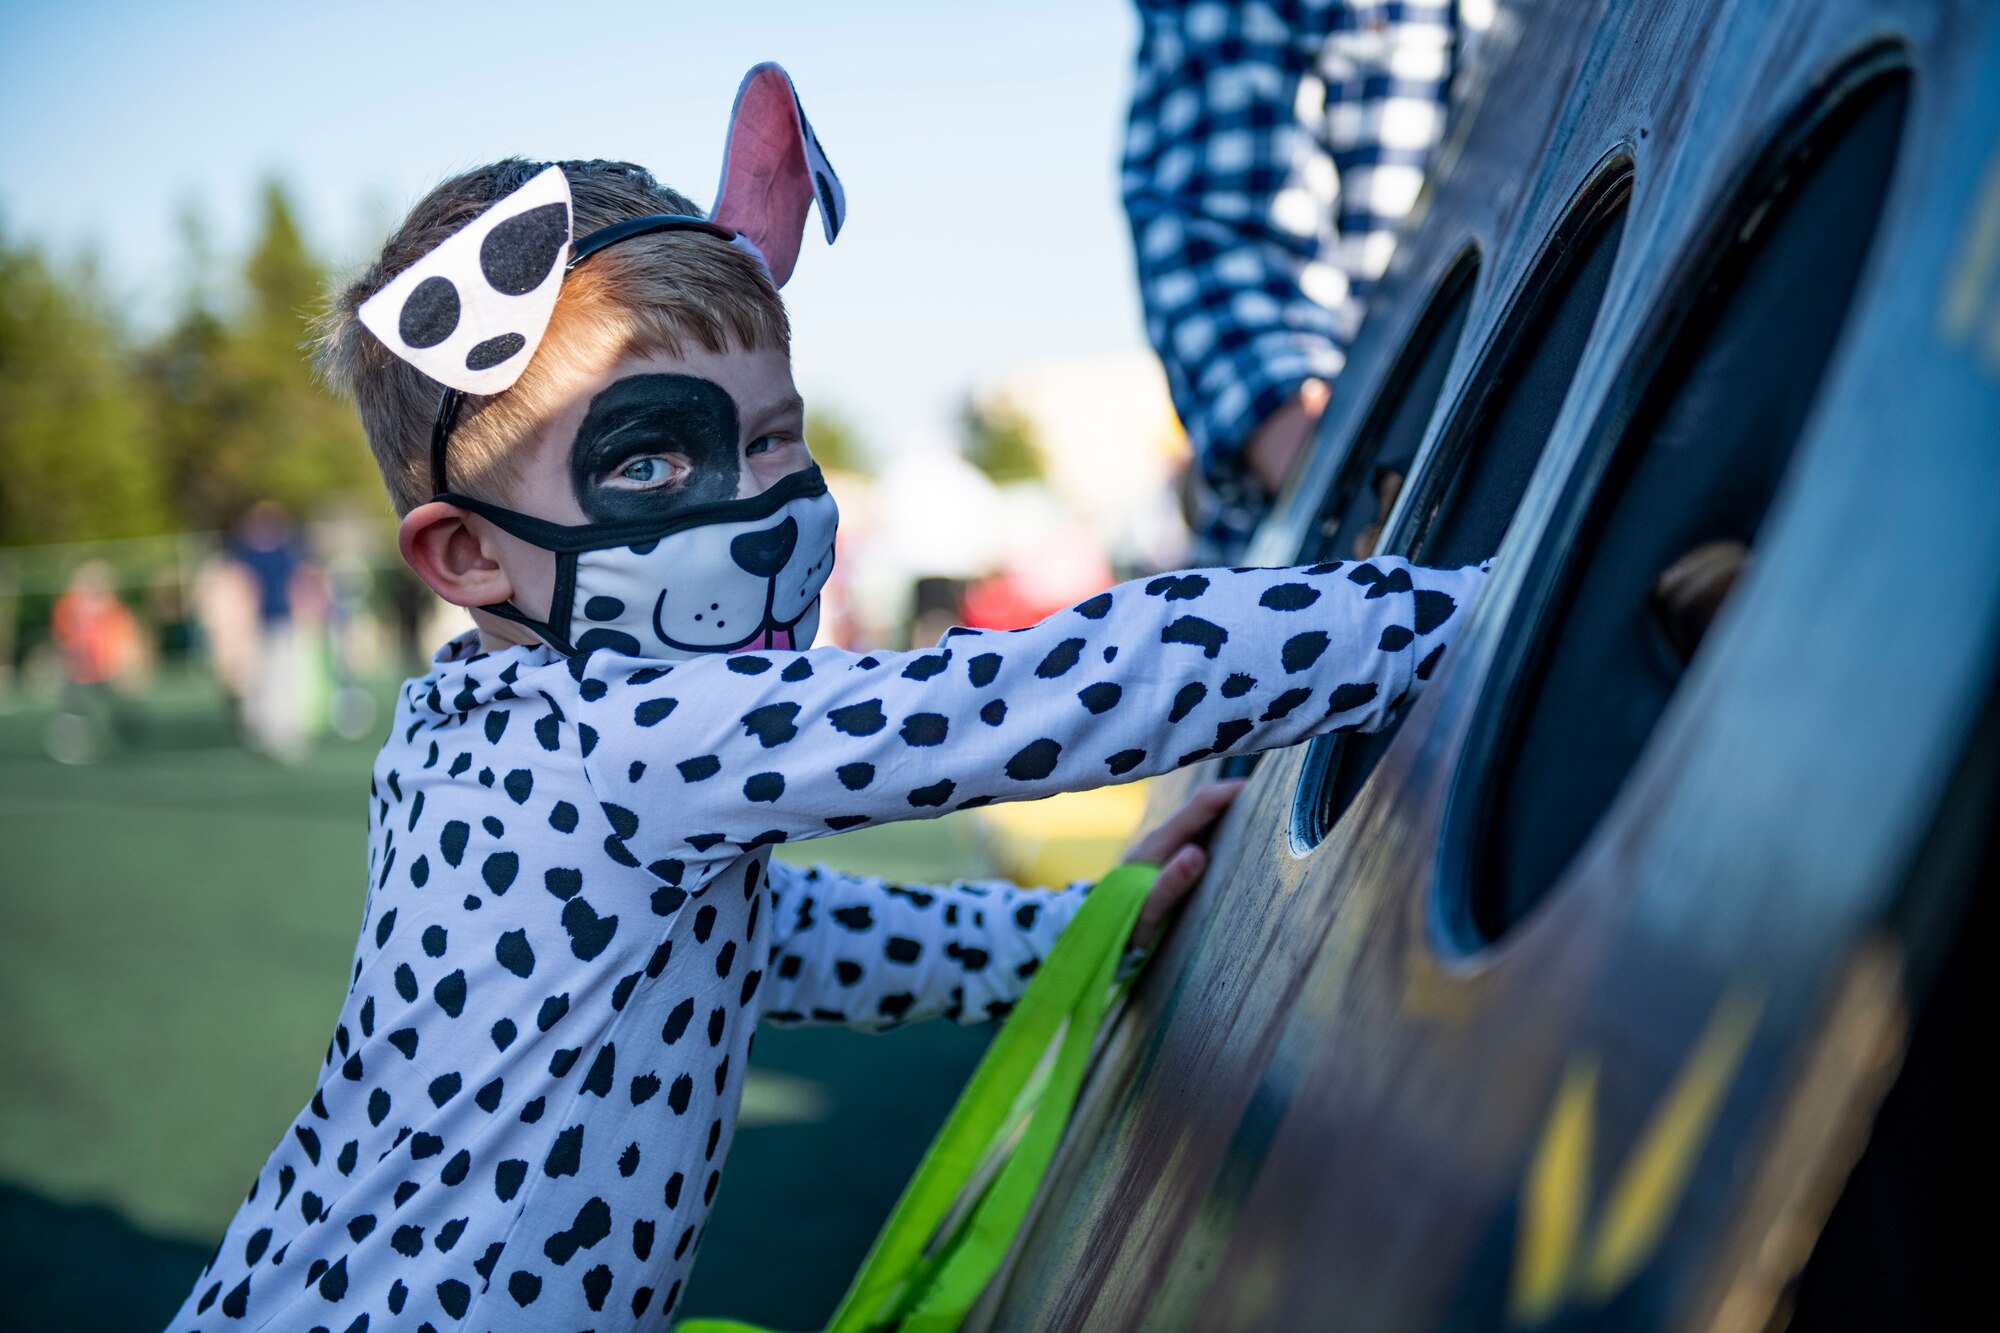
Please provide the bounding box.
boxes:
[481,599,574,657]
[476,551,581,658]
[430,388,466,496]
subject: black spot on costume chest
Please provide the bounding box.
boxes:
[562,897,620,960]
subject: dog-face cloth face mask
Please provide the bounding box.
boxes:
[357,62,845,660]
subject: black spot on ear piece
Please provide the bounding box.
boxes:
[481,202,569,295]
[466,333,527,371]
[400,276,460,349]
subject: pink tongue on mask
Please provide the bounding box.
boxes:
[729,628,794,654]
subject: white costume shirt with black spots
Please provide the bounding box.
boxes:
[168,555,1485,1332]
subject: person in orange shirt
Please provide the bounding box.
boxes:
[48,559,138,760]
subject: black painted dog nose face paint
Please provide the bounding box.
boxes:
[569,373,743,523]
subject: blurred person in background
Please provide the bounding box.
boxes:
[1124,0,1482,561]
[323,550,379,740]
[46,558,140,762]
[223,499,321,761]
[193,545,258,734]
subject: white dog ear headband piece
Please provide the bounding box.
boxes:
[356,61,845,496]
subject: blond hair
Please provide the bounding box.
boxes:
[318,159,790,514]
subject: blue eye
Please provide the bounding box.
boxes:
[619,458,667,483]
[746,436,776,457]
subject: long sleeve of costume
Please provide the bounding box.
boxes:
[579,556,1485,873]
[1123,0,1457,548]
[758,862,1090,1030]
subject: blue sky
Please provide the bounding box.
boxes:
[0,0,1148,461]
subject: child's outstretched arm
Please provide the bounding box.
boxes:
[757,782,1242,1029]
[579,556,1485,866]
[757,862,1088,1029]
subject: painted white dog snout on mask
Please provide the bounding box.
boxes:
[566,486,839,660]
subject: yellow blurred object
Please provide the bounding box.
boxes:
[971,780,1152,887]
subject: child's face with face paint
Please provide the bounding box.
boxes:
[517,341,809,525]
[472,341,811,638]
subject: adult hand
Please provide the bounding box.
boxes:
[1245,379,1330,494]
[1351,467,1405,559]
[1122,779,1247,950]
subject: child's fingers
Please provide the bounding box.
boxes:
[1153,843,1208,899]
[1144,779,1246,850]
[1133,843,1209,949]
[1126,779,1247,866]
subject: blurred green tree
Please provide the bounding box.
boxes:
[959,395,1044,484]
[139,182,376,529]
[804,407,872,474]
[0,223,171,544]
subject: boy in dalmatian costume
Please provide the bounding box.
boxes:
[168,65,1488,1332]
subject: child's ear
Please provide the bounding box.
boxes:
[711,63,845,287]
[399,502,514,609]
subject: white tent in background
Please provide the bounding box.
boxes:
[969,350,1192,570]
[871,447,1009,579]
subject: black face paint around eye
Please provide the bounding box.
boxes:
[569,374,742,524]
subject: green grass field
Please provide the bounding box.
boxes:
[0,672,1003,1330]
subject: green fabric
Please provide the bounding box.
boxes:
[679,862,1156,1333]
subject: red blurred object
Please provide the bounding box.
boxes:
[960,531,1114,631]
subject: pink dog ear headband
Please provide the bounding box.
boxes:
[711,62,845,286]
[354,62,843,491]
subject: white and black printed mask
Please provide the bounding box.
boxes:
[446,465,838,660]
[355,63,847,661]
